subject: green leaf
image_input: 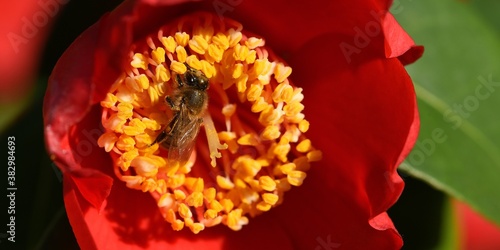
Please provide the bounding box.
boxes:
[394,0,500,226]
[434,198,460,250]
[0,88,35,133]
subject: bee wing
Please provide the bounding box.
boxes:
[167,106,202,166]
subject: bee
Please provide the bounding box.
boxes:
[151,63,209,164]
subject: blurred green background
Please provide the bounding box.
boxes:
[1,0,499,249]
[392,0,500,249]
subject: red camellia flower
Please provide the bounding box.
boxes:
[44,0,423,249]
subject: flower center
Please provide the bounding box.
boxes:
[97,12,322,234]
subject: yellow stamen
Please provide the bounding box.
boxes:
[296,139,312,153]
[237,134,259,146]
[274,63,293,83]
[258,176,277,191]
[272,82,294,103]
[178,203,192,219]
[256,201,271,211]
[245,37,265,50]
[217,176,235,190]
[101,93,117,108]
[186,191,204,207]
[97,132,117,152]
[287,170,307,186]
[189,35,209,54]
[171,219,184,231]
[115,135,136,152]
[131,53,148,70]
[151,47,166,65]
[261,193,279,205]
[261,125,281,140]
[308,150,323,162]
[174,32,190,47]
[170,61,187,74]
[160,36,177,53]
[299,119,310,133]
[117,102,133,120]
[212,32,229,49]
[158,193,174,208]
[175,46,188,63]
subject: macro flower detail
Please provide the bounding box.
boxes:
[44,0,423,248]
[96,12,321,233]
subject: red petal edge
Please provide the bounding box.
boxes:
[44,20,113,212]
[64,174,99,250]
[273,31,420,249]
[382,12,424,65]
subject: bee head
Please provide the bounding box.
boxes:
[185,69,209,90]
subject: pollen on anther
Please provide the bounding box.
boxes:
[261,125,281,140]
[175,32,190,46]
[217,176,235,189]
[274,63,292,83]
[170,61,187,74]
[171,220,184,231]
[152,47,166,64]
[158,193,174,208]
[160,36,177,53]
[116,135,136,151]
[131,53,148,70]
[178,203,193,219]
[186,192,204,207]
[189,35,209,54]
[176,46,188,62]
[272,82,294,103]
[237,134,259,146]
[204,188,216,202]
[287,170,307,186]
[261,193,279,205]
[97,132,117,152]
[296,139,312,153]
[258,176,276,191]
[173,189,186,200]
[298,119,310,133]
[307,150,323,162]
[212,32,229,49]
[101,93,117,108]
[204,209,218,220]
[245,37,265,49]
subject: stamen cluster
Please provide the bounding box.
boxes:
[97,12,322,233]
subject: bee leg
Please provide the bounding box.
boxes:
[166,95,182,111]
[150,112,180,147]
[166,96,175,109]
[176,74,184,87]
[167,112,181,132]
[150,129,168,146]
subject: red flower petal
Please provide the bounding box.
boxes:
[382,12,424,65]
[66,161,296,249]
[270,29,419,248]
[44,21,98,171]
[44,23,113,214]
[69,170,113,214]
[229,0,390,55]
